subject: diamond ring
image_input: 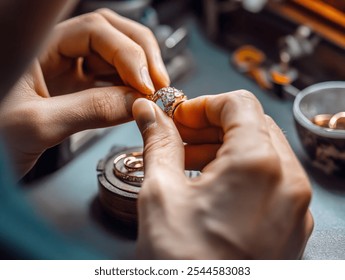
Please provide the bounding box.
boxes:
[150,87,187,117]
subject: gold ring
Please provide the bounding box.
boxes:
[311,114,333,128]
[123,156,144,172]
[329,112,345,130]
[113,152,144,184]
[149,87,187,118]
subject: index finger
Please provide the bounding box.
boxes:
[40,12,166,95]
[97,8,170,90]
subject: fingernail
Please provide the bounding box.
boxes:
[133,98,156,133]
[141,66,155,94]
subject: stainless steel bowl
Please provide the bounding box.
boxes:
[293,81,345,175]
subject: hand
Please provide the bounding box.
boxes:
[133,90,313,259]
[0,10,169,177]
[39,9,169,95]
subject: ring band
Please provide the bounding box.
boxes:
[150,87,187,118]
[124,156,144,172]
[329,112,345,130]
[113,152,144,184]
[311,114,333,128]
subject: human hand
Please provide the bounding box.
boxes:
[0,10,169,178]
[0,61,141,177]
[39,9,169,95]
[133,91,313,259]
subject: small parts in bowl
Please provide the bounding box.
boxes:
[311,114,332,128]
[329,112,345,130]
[312,112,345,130]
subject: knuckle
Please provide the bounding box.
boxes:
[216,90,262,118]
[230,89,256,102]
[285,177,312,216]
[95,8,114,16]
[142,26,155,38]
[264,114,275,125]
[125,43,146,60]
[139,175,166,205]
[80,12,107,30]
[238,90,262,111]
[82,12,104,23]
[225,89,259,107]
[232,145,282,186]
[91,91,115,124]
[112,43,145,65]
[135,25,156,41]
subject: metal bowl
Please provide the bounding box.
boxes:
[293,81,345,175]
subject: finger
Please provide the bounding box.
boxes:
[83,54,117,77]
[134,99,185,260]
[97,8,170,89]
[174,96,214,129]
[132,98,185,181]
[176,122,224,144]
[41,13,155,94]
[185,144,220,170]
[177,91,278,179]
[42,86,140,146]
[174,97,224,144]
[82,55,126,85]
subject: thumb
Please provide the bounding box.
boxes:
[132,98,185,180]
[43,86,140,145]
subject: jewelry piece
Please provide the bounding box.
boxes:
[329,112,345,130]
[311,114,333,128]
[312,112,345,130]
[98,146,202,227]
[150,86,187,117]
[113,152,144,184]
[123,155,144,172]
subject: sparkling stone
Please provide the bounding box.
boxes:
[161,92,175,106]
[174,90,182,97]
[152,87,186,116]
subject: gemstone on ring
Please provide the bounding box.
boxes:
[150,87,187,117]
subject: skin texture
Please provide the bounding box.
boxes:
[0,9,169,177]
[133,91,313,259]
